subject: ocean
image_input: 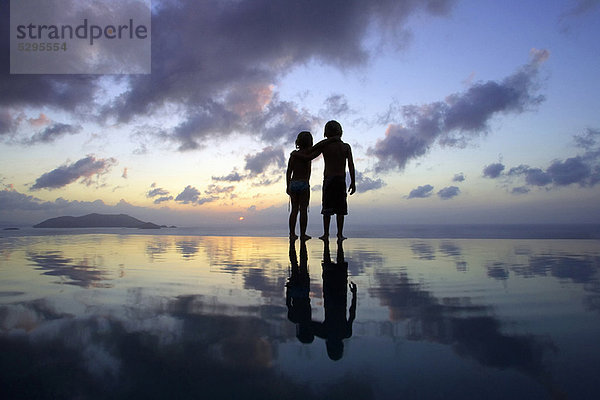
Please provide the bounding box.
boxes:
[1,229,600,399]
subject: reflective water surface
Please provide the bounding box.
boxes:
[1,234,599,399]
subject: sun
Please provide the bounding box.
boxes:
[239,216,245,221]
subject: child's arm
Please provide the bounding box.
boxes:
[346,144,356,195]
[292,136,342,160]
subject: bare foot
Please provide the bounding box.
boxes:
[337,234,347,242]
[301,234,311,241]
[289,234,298,241]
[318,234,329,241]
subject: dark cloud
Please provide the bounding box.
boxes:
[30,156,117,190]
[2,0,457,150]
[174,186,201,205]
[438,186,460,200]
[205,184,235,195]
[511,186,530,195]
[23,123,82,145]
[147,187,170,198]
[407,184,434,199]
[483,163,505,178]
[503,129,600,190]
[147,184,173,204]
[355,171,385,193]
[547,157,592,186]
[244,146,285,176]
[251,175,283,187]
[212,170,246,182]
[560,0,600,20]
[453,173,465,182]
[174,185,220,206]
[0,108,21,136]
[153,196,173,204]
[369,50,548,172]
[322,94,351,117]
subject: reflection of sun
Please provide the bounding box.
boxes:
[239,216,245,221]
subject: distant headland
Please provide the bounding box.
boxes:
[33,213,172,229]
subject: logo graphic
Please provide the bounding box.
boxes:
[10,0,151,74]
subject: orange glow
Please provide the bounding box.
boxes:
[239,216,245,221]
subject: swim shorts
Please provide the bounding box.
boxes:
[321,175,347,216]
[289,180,310,207]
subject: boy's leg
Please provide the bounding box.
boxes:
[336,214,346,241]
[320,214,331,240]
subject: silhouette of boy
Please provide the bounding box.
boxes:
[319,121,355,241]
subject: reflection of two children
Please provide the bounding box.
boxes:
[286,239,357,360]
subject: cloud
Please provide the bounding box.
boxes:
[244,146,285,176]
[23,123,82,145]
[321,94,351,117]
[547,157,593,186]
[438,186,460,200]
[175,186,201,205]
[407,184,434,199]
[562,0,600,17]
[212,169,246,182]
[153,196,174,204]
[146,185,174,204]
[0,108,25,136]
[508,165,552,186]
[483,163,505,178]
[369,50,548,172]
[453,173,465,182]
[355,171,385,193]
[491,128,600,191]
[1,0,457,150]
[30,155,117,190]
[205,184,235,195]
[175,185,219,206]
[511,186,530,195]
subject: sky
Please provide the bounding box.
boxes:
[1,0,600,228]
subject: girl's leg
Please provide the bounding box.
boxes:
[289,198,299,240]
[299,207,310,240]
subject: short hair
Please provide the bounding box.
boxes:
[295,131,313,150]
[324,120,342,138]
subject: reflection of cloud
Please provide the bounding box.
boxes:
[175,238,201,259]
[439,241,462,257]
[410,241,435,260]
[27,251,111,288]
[513,255,599,284]
[370,268,557,385]
[0,296,319,399]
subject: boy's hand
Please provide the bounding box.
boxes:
[348,182,356,195]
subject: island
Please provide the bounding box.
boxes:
[34,213,163,229]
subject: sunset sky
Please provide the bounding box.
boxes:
[1,0,600,228]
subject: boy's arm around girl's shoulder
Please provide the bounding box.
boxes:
[290,136,342,161]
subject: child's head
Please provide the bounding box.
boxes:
[324,120,343,138]
[295,131,313,150]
